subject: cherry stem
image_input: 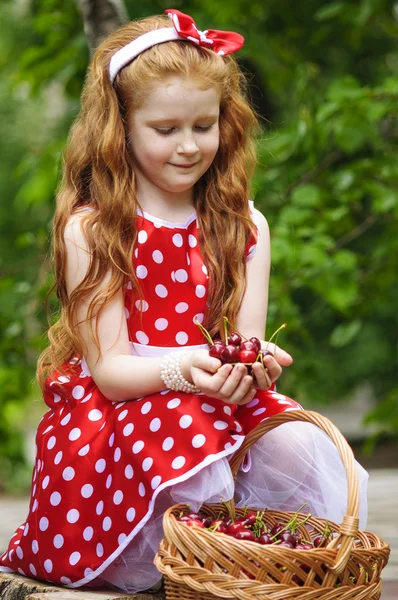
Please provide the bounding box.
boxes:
[223,317,229,343]
[265,323,287,355]
[323,520,331,539]
[220,497,234,522]
[194,318,214,346]
[223,317,248,342]
[270,503,308,540]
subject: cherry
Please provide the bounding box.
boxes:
[227,521,247,536]
[177,515,194,523]
[242,511,258,525]
[240,341,258,353]
[292,532,302,546]
[256,533,273,545]
[186,512,201,520]
[209,345,224,359]
[271,522,286,536]
[235,530,256,542]
[209,520,228,534]
[296,543,313,550]
[260,349,274,359]
[279,541,294,548]
[313,535,328,548]
[280,532,296,546]
[239,349,257,363]
[201,516,213,528]
[249,337,261,352]
[242,568,255,580]
[221,515,233,527]
[185,518,205,528]
[227,333,241,346]
[220,344,240,363]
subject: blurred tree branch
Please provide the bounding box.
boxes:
[76,0,129,53]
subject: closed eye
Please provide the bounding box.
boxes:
[155,125,214,135]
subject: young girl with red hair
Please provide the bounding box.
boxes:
[0,8,368,593]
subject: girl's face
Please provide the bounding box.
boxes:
[127,76,220,199]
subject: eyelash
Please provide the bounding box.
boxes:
[155,125,213,135]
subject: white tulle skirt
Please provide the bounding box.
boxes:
[93,422,369,593]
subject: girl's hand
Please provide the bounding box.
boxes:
[251,342,293,390]
[180,350,256,406]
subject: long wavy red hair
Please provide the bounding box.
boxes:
[36,13,260,391]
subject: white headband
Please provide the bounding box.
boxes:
[108,28,183,84]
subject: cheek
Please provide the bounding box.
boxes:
[203,132,220,161]
[138,136,172,165]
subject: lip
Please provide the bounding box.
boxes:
[170,163,198,168]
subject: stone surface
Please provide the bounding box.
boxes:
[0,572,163,600]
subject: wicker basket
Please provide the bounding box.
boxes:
[154,410,390,600]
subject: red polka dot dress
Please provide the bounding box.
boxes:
[0,201,321,592]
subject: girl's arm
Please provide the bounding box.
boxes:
[235,207,270,340]
[235,208,293,387]
[64,213,175,402]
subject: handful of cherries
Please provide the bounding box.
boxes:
[195,316,286,380]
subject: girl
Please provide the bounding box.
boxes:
[0,8,368,593]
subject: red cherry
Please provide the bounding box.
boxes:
[209,345,223,359]
[177,515,193,522]
[186,512,201,520]
[201,516,213,527]
[296,543,313,550]
[279,541,294,548]
[209,520,228,534]
[213,340,226,348]
[313,536,328,547]
[239,350,257,363]
[271,522,286,536]
[185,519,205,528]
[227,521,247,536]
[242,568,255,580]
[235,530,256,542]
[241,511,258,525]
[220,345,240,363]
[260,349,273,359]
[257,533,273,545]
[240,341,258,353]
[280,532,296,546]
[227,332,241,346]
[249,337,261,352]
[292,532,302,546]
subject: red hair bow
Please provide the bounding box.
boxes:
[165,8,244,56]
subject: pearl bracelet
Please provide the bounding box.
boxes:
[160,351,201,394]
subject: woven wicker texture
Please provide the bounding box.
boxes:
[154,410,390,600]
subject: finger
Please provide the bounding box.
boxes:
[218,363,249,398]
[194,352,222,373]
[263,355,282,382]
[262,342,293,366]
[235,384,257,406]
[228,374,255,405]
[209,363,234,390]
[251,362,272,390]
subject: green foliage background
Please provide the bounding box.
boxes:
[0,0,397,492]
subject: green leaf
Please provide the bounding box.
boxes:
[330,320,362,347]
[326,76,363,102]
[314,2,345,21]
[291,184,322,208]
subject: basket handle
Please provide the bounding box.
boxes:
[227,409,360,574]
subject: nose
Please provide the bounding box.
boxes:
[177,132,199,156]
